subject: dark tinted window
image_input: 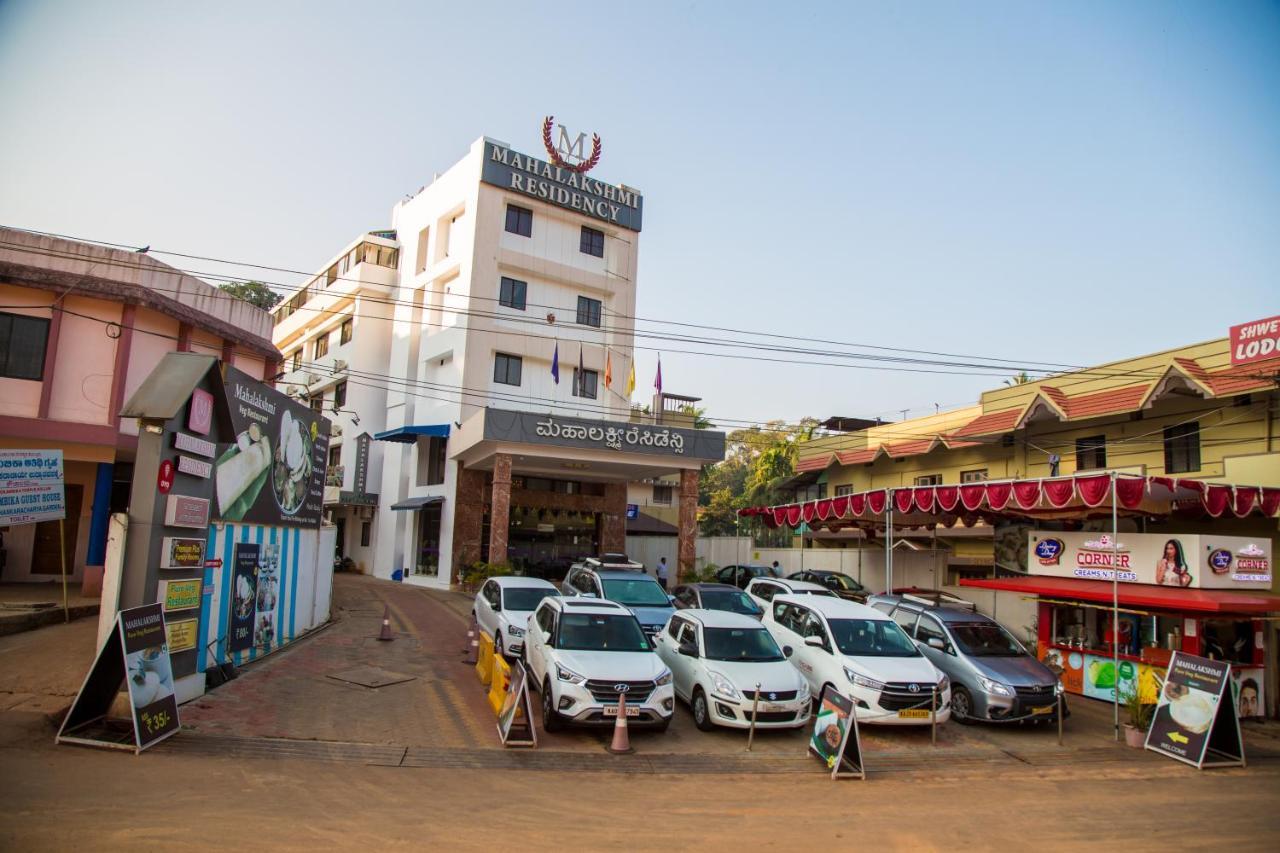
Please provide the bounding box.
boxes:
[557,613,649,652]
[950,623,1024,657]
[576,296,602,327]
[698,589,763,616]
[499,276,527,310]
[579,226,605,257]
[914,615,947,646]
[703,628,784,662]
[503,587,559,611]
[505,204,532,237]
[892,608,920,636]
[1164,422,1200,474]
[601,577,670,607]
[0,312,49,380]
[493,353,522,386]
[828,619,921,657]
[573,368,598,399]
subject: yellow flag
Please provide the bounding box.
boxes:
[625,359,635,397]
[604,349,613,389]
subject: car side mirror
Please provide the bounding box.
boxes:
[782,645,793,658]
[679,641,698,657]
[804,635,824,648]
[668,595,677,605]
[492,601,502,612]
[927,637,945,650]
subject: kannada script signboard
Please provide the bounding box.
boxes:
[0,449,66,526]
[482,409,725,461]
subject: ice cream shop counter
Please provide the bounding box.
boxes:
[960,576,1275,719]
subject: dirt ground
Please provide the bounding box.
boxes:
[2,573,1279,850]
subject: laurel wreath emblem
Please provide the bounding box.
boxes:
[542,116,601,174]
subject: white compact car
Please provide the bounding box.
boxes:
[523,597,675,732]
[744,576,837,611]
[655,609,811,731]
[765,594,951,726]
[473,576,560,660]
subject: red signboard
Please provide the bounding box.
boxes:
[157,460,174,495]
[1229,315,1280,366]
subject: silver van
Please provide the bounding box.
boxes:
[867,593,1066,724]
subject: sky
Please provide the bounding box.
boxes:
[1,0,1277,430]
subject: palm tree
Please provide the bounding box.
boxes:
[1004,371,1032,386]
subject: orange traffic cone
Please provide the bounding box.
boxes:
[608,691,634,754]
[377,605,394,642]
[463,616,479,664]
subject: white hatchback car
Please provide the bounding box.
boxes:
[765,594,951,726]
[655,609,811,731]
[744,577,837,611]
[523,598,675,732]
[473,576,560,660]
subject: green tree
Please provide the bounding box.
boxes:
[1003,371,1033,386]
[219,280,282,312]
[697,418,819,538]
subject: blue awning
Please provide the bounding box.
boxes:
[374,424,451,443]
[390,495,445,511]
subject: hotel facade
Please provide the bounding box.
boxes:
[272,129,723,586]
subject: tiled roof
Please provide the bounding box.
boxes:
[881,438,938,459]
[835,448,879,465]
[1203,362,1279,396]
[949,408,1023,438]
[794,453,834,473]
[1059,383,1150,419]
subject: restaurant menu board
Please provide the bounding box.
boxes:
[497,661,537,748]
[1145,652,1244,769]
[228,542,259,653]
[809,686,864,780]
[217,365,329,528]
[0,448,65,526]
[57,604,181,753]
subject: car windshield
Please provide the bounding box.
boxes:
[503,587,560,612]
[703,628,784,662]
[824,575,865,592]
[828,618,921,657]
[950,623,1025,657]
[602,578,671,608]
[699,590,763,616]
[557,613,651,652]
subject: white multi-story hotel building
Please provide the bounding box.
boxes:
[272,130,723,586]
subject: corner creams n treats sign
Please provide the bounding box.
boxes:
[1028,531,1271,589]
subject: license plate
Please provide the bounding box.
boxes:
[604,706,640,717]
[898,709,930,719]
[763,703,786,712]
[1031,705,1053,715]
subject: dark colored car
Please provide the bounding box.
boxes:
[671,583,764,619]
[715,564,782,590]
[788,570,870,602]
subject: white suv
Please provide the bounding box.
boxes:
[472,576,560,660]
[523,597,674,732]
[765,594,951,726]
[745,577,836,611]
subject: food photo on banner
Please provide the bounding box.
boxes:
[120,604,180,749]
[216,366,329,527]
[1145,652,1244,769]
[254,543,280,650]
[229,542,259,653]
[809,686,864,780]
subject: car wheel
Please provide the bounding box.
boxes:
[541,680,562,733]
[951,687,976,725]
[692,688,715,732]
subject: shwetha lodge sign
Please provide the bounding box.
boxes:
[481,117,643,232]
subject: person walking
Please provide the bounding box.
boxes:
[771,560,781,577]
[657,557,669,590]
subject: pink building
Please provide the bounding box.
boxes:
[0,228,279,591]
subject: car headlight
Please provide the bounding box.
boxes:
[1055,680,1064,695]
[507,624,525,637]
[707,670,739,701]
[655,668,673,687]
[556,664,585,684]
[977,675,1013,697]
[844,666,884,692]
[797,680,811,700]
[938,674,950,693]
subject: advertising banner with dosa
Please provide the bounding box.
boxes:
[217,366,329,527]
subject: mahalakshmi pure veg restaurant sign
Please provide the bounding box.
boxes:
[1027,531,1271,589]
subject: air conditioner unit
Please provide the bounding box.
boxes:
[331,424,344,438]
[304,373,320,387]
[332,359,348,374]
[286,385,302,398]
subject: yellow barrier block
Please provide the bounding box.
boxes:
[488,654,511,716]
[476,633,495,687]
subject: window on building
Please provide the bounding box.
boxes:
[499,277,527,310]
[914,474,943,486]
[652,484,673,505]
[314,334,329,359]
[325,264,338,287]
[1164,422,1201,474]
[834,484,854,497]
[573,368,598,399]
[415,227,430,274]
[1075,435,1107,471]
[493,353,522,386]
[328,444,341,467]
[427,436,447,485]
[340,318,353,345]
[960,469,988,483]
[332,381,347,409]
[0,311,50,381]
[310,395,324,412]
[576,296,602,328]
[290,349,302,372]
[579,226,605,258]
[505,204,532,237]
[361,521,371,548]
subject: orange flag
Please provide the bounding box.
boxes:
[604,349,613,389]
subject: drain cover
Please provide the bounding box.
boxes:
[327,666,417,689]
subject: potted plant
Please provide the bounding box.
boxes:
[1122,685,1153,748]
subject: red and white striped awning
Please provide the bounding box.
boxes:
[737,474,1280,531]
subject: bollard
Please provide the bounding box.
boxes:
[930,686,937,747]
[1057,690,1064,747]
[608,691,634,754]
[377,605,394,642]
[463,616,479,664]
[746,682,762,752]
